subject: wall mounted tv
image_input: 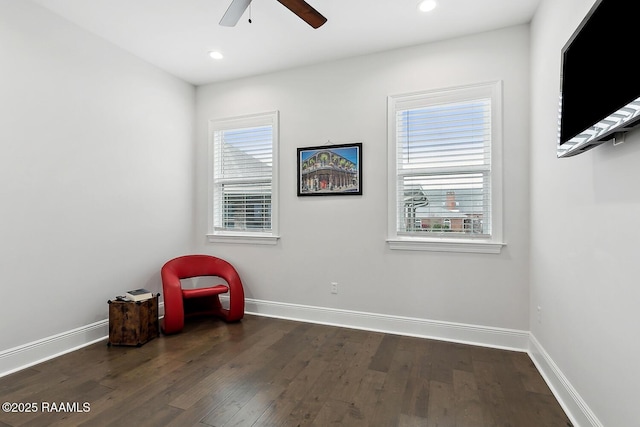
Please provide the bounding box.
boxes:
[557,0,640,158]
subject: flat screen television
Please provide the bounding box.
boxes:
[557,0,640,158]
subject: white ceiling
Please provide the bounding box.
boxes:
[30,0,541,86]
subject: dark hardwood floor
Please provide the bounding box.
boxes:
[0,315,572,426]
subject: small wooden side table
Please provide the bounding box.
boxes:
[107,294,159,347]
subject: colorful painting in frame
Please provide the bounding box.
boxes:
[297,143,362,196]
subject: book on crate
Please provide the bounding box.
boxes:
[125,288,153,302]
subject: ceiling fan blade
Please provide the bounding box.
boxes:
[220,0,252,27]
[276,0,327,29]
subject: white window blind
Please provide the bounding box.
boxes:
[388,82,503,252]
[209,112,278,240]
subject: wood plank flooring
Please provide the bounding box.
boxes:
[0,315,572,426]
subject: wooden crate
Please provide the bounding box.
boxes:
[108,295,159,346]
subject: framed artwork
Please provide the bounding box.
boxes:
[297,142,362,196]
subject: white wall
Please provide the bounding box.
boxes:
[530,1,640,426]
[196,26,531,334]
[0,1,195,352]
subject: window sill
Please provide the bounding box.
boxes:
[386,237,505,254]
[207,233,280,245]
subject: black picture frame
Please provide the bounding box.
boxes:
[297,142,362,196]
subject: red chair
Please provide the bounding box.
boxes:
[161,255,245,334]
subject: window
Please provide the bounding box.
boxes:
[208,111,279,244]
[387,82,504,253]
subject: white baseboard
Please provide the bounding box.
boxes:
[0,299,168,379]
[0,298,527,378]
[0,320,108,378]
[0,299,599,427]
[528,334,603,427]
[242,298,529,352]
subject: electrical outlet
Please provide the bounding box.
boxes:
[330,282,338,294]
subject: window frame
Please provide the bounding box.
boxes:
[207,111,280,245]
[386,82,504,254]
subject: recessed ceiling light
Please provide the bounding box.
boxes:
[209,51,224,60]
[418,0,437,13]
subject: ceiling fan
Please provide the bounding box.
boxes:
[220,0,327,29]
